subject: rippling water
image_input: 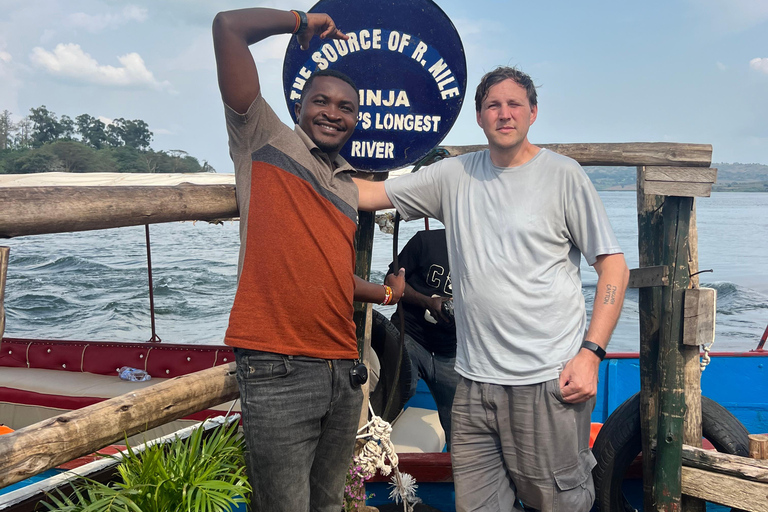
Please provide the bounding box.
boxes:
[2,192,766,352]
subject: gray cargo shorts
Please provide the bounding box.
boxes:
[451,377,596,512]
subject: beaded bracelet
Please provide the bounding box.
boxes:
[382,285,393,305]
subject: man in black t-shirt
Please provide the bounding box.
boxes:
[388,229,459,449]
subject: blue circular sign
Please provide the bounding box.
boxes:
[283,0,466,172]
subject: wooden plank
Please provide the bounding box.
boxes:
[0,184,238,238]
[0,246,8,340]
[0,363,239,489]
[682,205,705,512]
[750,434,768,460]
[443,142,712,167]
[654,195,694,510]
[643,181,713,198]
[628,265,669,288]
[645,167,718,183]
[682,467,768,511]
[682,288,716,347]
[681,444,768,481]
[637,165,665,511]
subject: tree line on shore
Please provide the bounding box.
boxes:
[0,107,214,174]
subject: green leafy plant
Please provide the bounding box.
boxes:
[45,421,250,512]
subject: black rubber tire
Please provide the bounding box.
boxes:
[592,392,750,512]
[369,309,413,423]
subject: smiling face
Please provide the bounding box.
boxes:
[476,78,538,159]
[294,76,359,159]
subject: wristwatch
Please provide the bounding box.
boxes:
[294,10,308,35]
[581,340,606,360]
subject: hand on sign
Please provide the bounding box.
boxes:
[298,13,348,50]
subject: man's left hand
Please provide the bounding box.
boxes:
[385,267,406,305]
[559,349,601,403]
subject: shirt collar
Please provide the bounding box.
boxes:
[294,124,356,176]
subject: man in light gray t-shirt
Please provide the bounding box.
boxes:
[356,67,629,512]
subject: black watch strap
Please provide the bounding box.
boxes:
[581,340,606,360]
[294,10,308,35]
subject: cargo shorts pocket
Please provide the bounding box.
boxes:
[551,449,597,512]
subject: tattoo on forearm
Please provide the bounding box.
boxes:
[602,284,618,305]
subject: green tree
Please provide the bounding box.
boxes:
[75,114,109,149]
[0,110,15,150]
[59,115,75,140]
[107,118,153,149]
[29,105,64,147]
[8,149,63,173]
[14,117,32,149]
[46,140,97,172]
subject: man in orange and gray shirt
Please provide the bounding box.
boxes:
[213,7,404,512]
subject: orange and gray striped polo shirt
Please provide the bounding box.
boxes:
[223,95,359,360]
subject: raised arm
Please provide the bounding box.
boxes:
[212,8,347,114]
[560,253,629,403]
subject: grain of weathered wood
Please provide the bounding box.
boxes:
[637,166,664,511]
[682,467,768,511]
[681,208,705,512]
[0,363,239,489]
[443,143,712,167]
[645,167,718,183]
[750,434,768,460]
[681,444,768,481]
[628,265,669,288]
[643,181,713,198]
[0,246,8,340]
[682,288,716,347]
[654,195,694,510]
[0,184,238,238]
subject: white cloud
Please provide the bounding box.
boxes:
[30,43,172,91]
[68,5,148,33]
[0,51,11,63]
[750,57,768,74]
[97,116,113,126]
[717,62,727,71]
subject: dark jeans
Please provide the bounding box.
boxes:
[404,334,460,450]
[234,348,363,512]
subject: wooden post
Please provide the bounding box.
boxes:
[637,166,664,511]
[654,195,694,511]
[0,246,8,340]
[749,434,768,460]
[681,202,705,512]
[0,363,239,489]
[353,172,387,428]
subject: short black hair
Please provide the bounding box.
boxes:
[475,66,537,112]
[300,68,359,103]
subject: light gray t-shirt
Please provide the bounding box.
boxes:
[385,148,622,385]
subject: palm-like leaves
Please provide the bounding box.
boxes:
[45,421,251,512]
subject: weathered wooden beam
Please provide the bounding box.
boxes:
[681,444,768,481]
[628,265,669,288]
[750,434,768,460]
[0,363,239,489]
[443,143,712,167]
[0,246,8,340]
[0,184,238,238]
[643,181,713,198]
[654,195,694,510]
[681,205,705,512]
[644,167,717,183]
[637,166,664,511]
[682,467,768,511]
[682,288,716,347]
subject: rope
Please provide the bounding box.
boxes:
[356,402,420,511]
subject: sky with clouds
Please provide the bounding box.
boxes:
[1,0,767,173]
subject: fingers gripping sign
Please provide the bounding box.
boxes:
[297,13,348,51]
